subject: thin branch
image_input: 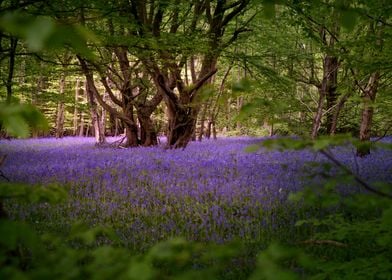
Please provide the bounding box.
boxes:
[320,149,392,199]
[77,56,133,125]
[292,5,371,95]
[372,125,392,142]
[221,0,250,28]
[189,67,218,98]
[100,77,123,107]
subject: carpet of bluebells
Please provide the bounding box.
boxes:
[1,136,391,250]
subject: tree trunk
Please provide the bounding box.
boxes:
[154,64,217,149]
[357,72,380,156]
[55,74,66,138]
[109,113,116,136]
[310,24,339,139]
[311,87,325,139]
[236,96,243,131]
[167,106,198,148]
[212,120,217,140]
[73,79,81,135]
[329,91,351,135]
[138,115,158,146]
[124,123,139,146]
[205,120,211,139]
[5,37,17,104]
[198,103,208,141]
[325,55,339,133]
[85,79,106,145]
[311,53,338,139]
[79,112,85,137]
[101,92,108,135]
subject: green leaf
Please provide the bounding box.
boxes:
[245,144,261,153]
[0,103,48,137]
[0,220,41,253]
[263,2,276,19]
[232,78,252,92]
[313,138,330,150]
[127,261,156,280]
[2,115,29,138]
[26,17,55,51]
[340,8,357,31]
[0,182,28,198]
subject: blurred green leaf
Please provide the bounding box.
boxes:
[27,184,67,204]
[263,1,276,19]
[26,17,55,51]
[147,237,190,262]
[0,103,48,137]
[69,221,120,246]
[0,182,67,204]
[250,243,301,280]
[232,78,253,92]
[196,84,215,103]
[340,8,357,31]
[0,220,41,253]
[2,115,29,138]
[245,144,261,153]
[127,261,156,280]
[0,182,29,198]
[0,11,98,59]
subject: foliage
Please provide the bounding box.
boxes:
[0,11,98,57]
[0,103,48,137]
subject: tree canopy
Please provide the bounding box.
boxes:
[0,0,391,151]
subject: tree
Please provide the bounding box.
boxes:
[123,0,252,148]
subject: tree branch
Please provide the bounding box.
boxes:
[77,56,133,125]
[320,149,392,199]
[189,67,217,98]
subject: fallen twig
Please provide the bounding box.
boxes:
[299,239,348,248]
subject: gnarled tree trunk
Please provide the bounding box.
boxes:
[155,64,217,149]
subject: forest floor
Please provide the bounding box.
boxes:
[0,136,391,279]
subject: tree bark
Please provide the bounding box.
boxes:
[155,65,217,148]
[5,37,17,104]
[79,112,85,137]
[205,120,212,139]
[236,96,243,131]
[136,91,162,146]
[85,79,106,145]
[311,86,325,139]
[73,79,80,135]
[357,72,380,156]
[131,0,248,148]
[78,56,140,146]
[329,90,351,135]
[138,115,158,146]
[311,54,338,139]
[357,21,383,156]
[310,25,339,139]
[55,73,66,138]
[325,55,339,133]
[198,103,208,141]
